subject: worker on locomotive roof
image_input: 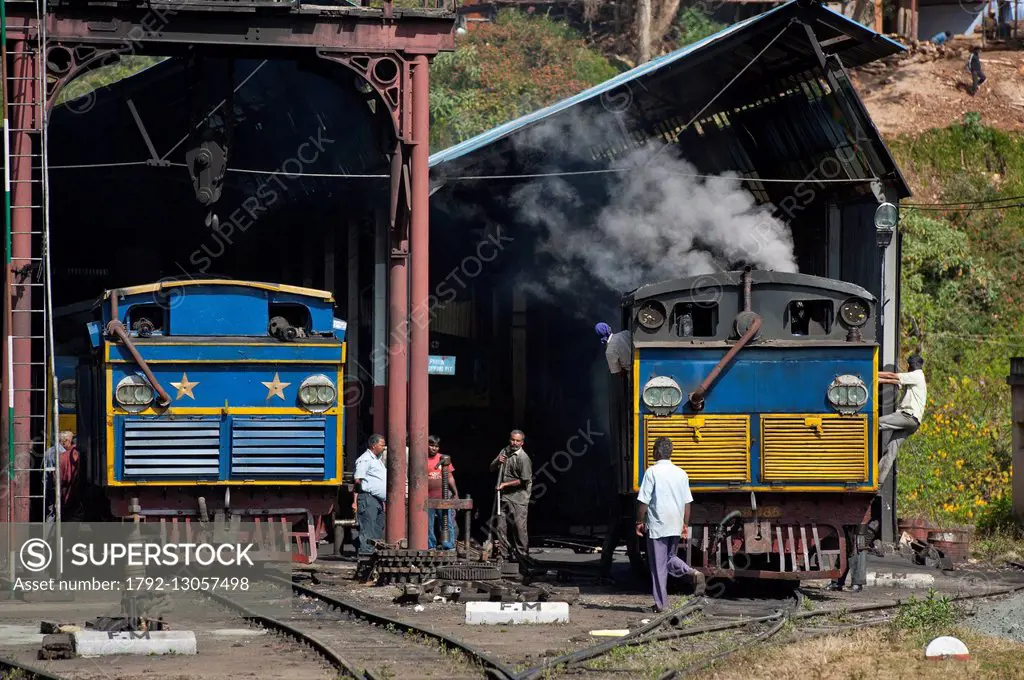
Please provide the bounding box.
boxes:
[354,434,387,557]
[490,430,532,562]
[636,437,706,612]
[595,322,631,375]
[877,354,927,487]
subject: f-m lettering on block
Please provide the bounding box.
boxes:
[465,601,569,625]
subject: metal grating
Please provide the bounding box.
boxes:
[761,414,868,482]
[230,418,327,479]
[123,418,221,479]
[644,415,750,482]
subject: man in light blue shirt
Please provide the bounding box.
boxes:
[636,437,704,611]
[353,434,387,555]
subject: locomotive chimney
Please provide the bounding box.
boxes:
[742,266,753,313]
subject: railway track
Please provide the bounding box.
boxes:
[8,577,1024,680]
[0,656,69,680]
[517,580,1024,679]
[201,574,517,680]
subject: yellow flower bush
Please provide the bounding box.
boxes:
[898,375,1012,527]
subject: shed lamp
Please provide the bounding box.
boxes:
[875,202,898,248]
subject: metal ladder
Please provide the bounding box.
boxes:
[3,2,60,533]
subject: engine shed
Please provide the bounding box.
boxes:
[426,0,912,543]
[2,0,912,550]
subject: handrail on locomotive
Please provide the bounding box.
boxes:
[106,289,172,407]
[688,267,761,413]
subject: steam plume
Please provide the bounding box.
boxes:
[507,111,798,298]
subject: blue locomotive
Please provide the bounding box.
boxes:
[613,268,878,580]
[75,279,347,562]
[54,355,79,435]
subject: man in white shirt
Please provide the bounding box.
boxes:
[353,434,387,556]
[877,354,926,486]
[636,437,705,612]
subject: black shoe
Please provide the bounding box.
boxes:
[826,581,843,592]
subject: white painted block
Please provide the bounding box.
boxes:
[866,572,936,589]
[926,636,970,660]
[465,601,569,625]
[73,630,198,657]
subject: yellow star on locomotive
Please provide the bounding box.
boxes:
[262,372,291,401]
[170,372,199,400]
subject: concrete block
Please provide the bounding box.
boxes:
[866,571,936,589]
[465,601,569,625]
[73,630,198,657]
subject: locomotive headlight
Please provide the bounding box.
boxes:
[58,378,76,410]
[115,374,155,413]
[299,374,336,413]
[827,374,869,414]
[642,376,683,416]
[637,301,666,331]
[839,297,870,328]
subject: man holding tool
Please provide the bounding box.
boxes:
[489,429,532,561]
[427,435,459,550]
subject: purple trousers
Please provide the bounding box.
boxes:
[648,535,694,611]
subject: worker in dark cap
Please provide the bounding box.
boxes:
[596,322,632,375]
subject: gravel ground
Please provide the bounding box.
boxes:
[965,591,1024,643]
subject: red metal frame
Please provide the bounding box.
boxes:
[679,493,869,580]
[407,54,430,550]
[1,8,452,560]
[7,39,38,525]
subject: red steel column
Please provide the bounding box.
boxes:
[407,55,430,550]
[372,209,388,437]
[9,42,37,524]
[385,204,409,545]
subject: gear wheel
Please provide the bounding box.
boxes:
[435,564,501,581]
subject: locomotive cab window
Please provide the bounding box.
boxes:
[671,302,718,337]
[127,305,164,337]
[268,303,311,341]
[786,300,833,336]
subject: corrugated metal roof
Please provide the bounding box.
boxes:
[429,0,906,168]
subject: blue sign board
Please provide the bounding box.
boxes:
[428,355,456,376]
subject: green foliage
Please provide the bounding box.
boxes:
[891,589,961,632]
[900,210,1000,331]
[55,56,166,106]
[430,10,619,150]
[887,119,1024,531]
[676,6,726,48]
[976,495,1024,538]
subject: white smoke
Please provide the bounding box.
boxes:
[506,111,798,297]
